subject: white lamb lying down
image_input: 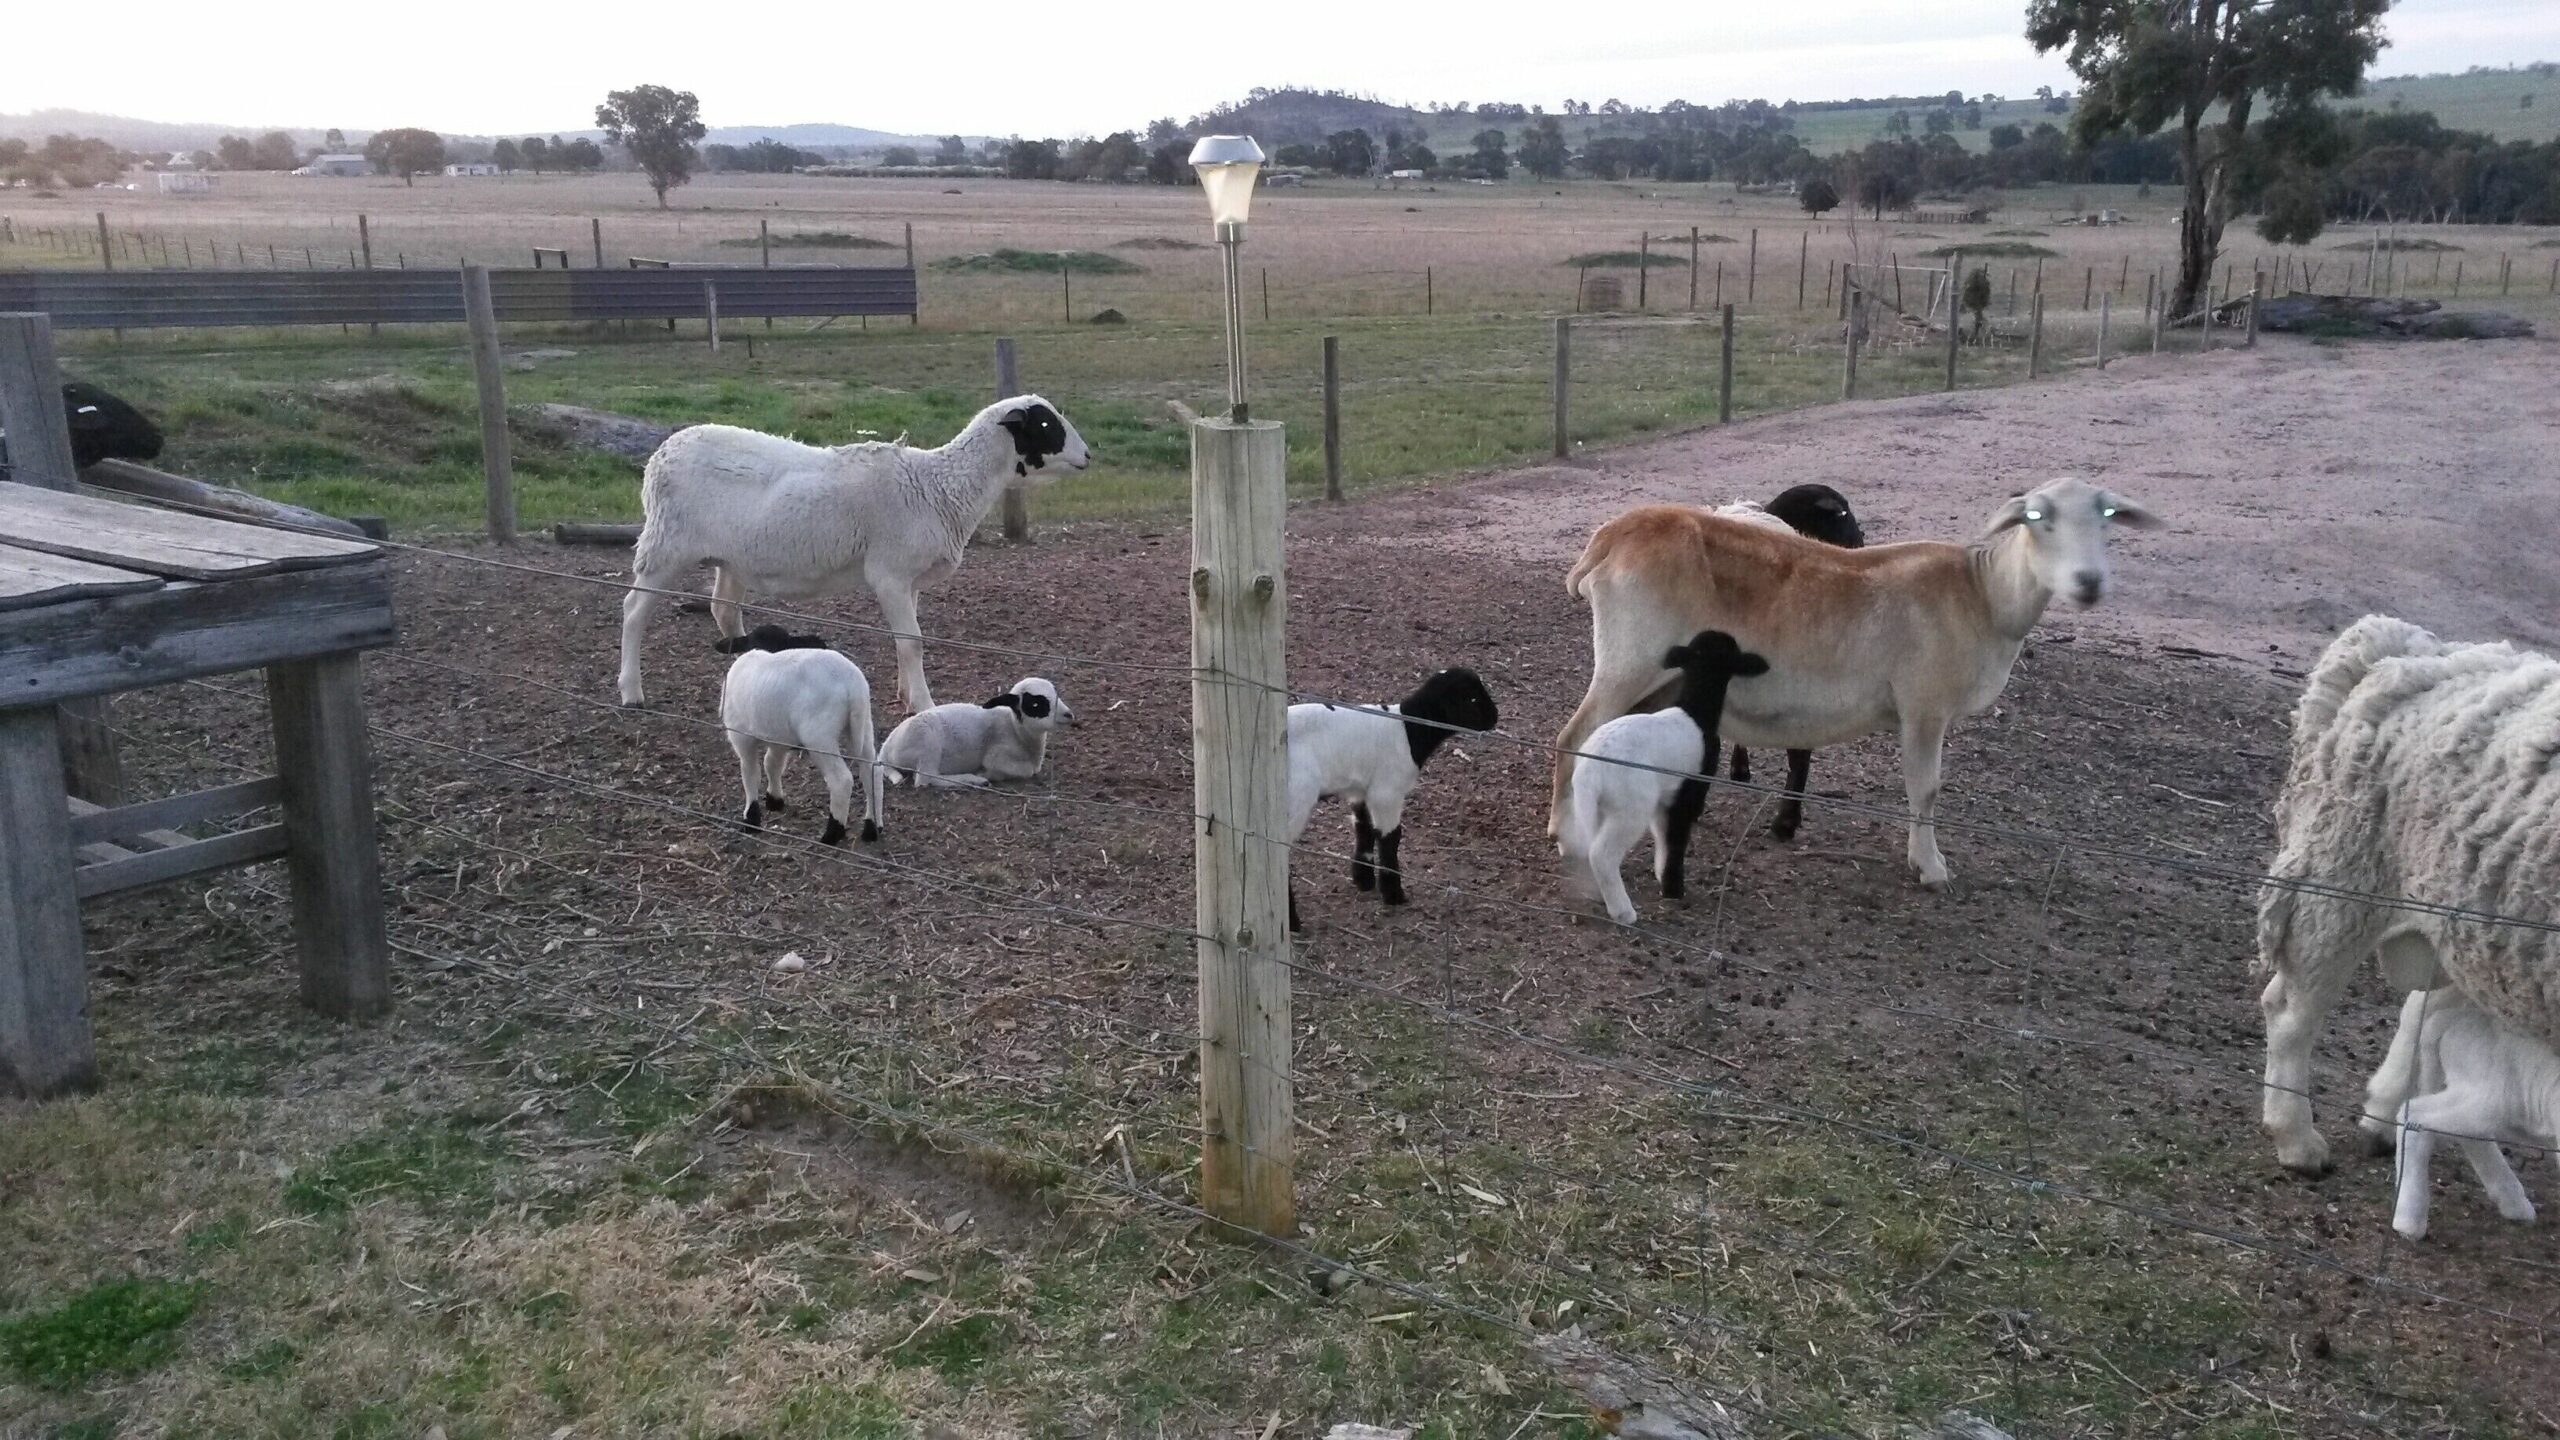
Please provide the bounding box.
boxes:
[2370,988,2560,1241]
[714,626,884,845]
[878,678,1072,787]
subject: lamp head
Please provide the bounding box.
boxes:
[1188,134,1265,228]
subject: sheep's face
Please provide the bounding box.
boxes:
[984,677,1072,732]
[1984,476,2159,609]
[1407,667,1499,734]
[998,397,1090,484]
[1663,630,1772,680]
[1764,483,1864,548]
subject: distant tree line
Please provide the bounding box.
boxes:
[0,134,131,187]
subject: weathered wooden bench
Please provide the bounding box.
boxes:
[0,471,396,1098]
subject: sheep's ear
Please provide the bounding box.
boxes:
[1660,642,1693,669]
[712,635,749,654]
[1984,493,2034,535]
[983,694,1022,712]
[1733,654,1772,678]
[779,632,829,650]
[2100,491,2162,529]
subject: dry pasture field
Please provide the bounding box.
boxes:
[8,331,2560,1438]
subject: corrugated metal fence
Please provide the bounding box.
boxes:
[0,266,918,330]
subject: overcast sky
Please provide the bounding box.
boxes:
[14,0,2556,138]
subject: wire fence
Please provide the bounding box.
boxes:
[60,484,2560,1432]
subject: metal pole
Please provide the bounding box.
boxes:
[1944,252,1961,390]
[1552,317,1570,459]
[1842,289,1861,400]
[2028,293,2044,378]
[591,217,604,269]
[1637,234,1648,309]
[1688,226,1699,309]
[2098,292,2111,369]
[1218,222,1247,421]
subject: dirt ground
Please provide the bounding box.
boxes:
[57,331,2560,1435]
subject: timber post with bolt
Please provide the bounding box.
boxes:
[1189,412,1294,1238]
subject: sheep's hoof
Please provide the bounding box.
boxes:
[763,793,789,814]
[1380,889,1408,908]
[859,820,880,843]
[737,803,763,834]
[1769,817,1801,842]
[1350,866,1376,893]
[2274,1130,2333,1177]
[2360,1119,2398,1158]
[819,818,848,847]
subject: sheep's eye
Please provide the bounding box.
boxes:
[2101,505,2118,518]
[2023,508,2044,522]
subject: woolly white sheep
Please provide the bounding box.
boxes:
[878,678,1072,788]
[2364,988,2560,1241]
[618,395,1090,711]
[1560,631,1768,925]
[1286,668,1499,931]
[2257,614,2560,1176]
[713,625,884,846]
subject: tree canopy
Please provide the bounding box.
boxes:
[595,84,708,206]
[365,128,447,185]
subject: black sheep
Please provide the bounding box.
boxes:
[1728,483,1863,840]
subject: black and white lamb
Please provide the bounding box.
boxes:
[1712,482,1863,840]
[1285,667,1499,931]
[713,625,884,846]
[1559,630,1769,925]
[878,678,1072,787]
[2257,614,2560,1176]
[618,395,1089,711]
[0,381,163,479]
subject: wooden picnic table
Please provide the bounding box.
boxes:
[0,483,396,1097]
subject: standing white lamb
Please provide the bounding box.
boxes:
[1285,667,1500,931]
[2256,614,2560,1176]
[713,625,885,846]
[879,678,1072,787]
[2369,987,2560,1241]
[618,395,1089,711]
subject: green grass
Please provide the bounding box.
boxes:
[932,248,1143,275]
[281,1114,511,1217]
[1,1278,203,1390]
[2335,235,2465,250]
[717,231,895,250]
[1564,249,1691,268]
[1923,240,2058,258]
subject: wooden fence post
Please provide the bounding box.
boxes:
[460,266,515,543]
[1425,265,1434,316]
[1841,289,1861,400]
[704,280,720,352]
[1061,263,1072,324]
[94,213,112,272]
[2028,292,2044,378]
[2119,254,2130,295]
[1189,413,1294,1239]
[2097,292,2111,369]
[760,218,771,269]
[1944,251,1961,390]
[266,656,391,1021]
[2501,253,2512,296]
[591,217,604,269]
[2153,280,2166,352]
[1321,335,1342,502]
[1745,228,1758,303]
[1718,304,1735,423]
[1688,227,1700,309]
[2143,271,2155,323]
[0,313,125,805]
[996,338,1028,541]
[1637,234,1649,309]
[1798,231,1809,308]
[907,222,919,325]
[1552,317,1570,459]
[2245,274,2262,348]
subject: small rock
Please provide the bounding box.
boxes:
[773,951,808,974]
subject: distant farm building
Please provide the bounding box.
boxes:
[1902,205,1993,225]
[1264,172,1306,188]
[156,171,213,197]
[443,163,500,178]
[1385,169,1426,188]
[296,154,371,177]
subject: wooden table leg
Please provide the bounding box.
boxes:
[0,706,97,1096]
[267,656,391,1020]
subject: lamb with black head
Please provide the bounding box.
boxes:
[1712,482,1864,840]
[1284,667,1499,931]
[878,676,1073,787]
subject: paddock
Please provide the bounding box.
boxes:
[13,334,2560,1434]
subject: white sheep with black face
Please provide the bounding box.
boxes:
[878,677,1073,788]
[618,395,1090,712]
[713,625,885,846]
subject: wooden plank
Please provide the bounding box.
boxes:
[73,822,287,899]
[0,561,395,708]
[0,484,377,580]
[0,543,162,612]
[67,795,190,855]
[267,655,390,1020]
[0,314,81,491]
[0,705,94,1096]
[79,460,367,538]
[67,776,280,847]
[1189,415,1293,1238]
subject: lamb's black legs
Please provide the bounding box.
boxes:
[1772,748,1813,841]
[1729,745,1752,783]
[1660,777,1709,899]
[1350,804,1380,891]
[1376,826,1406,905]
